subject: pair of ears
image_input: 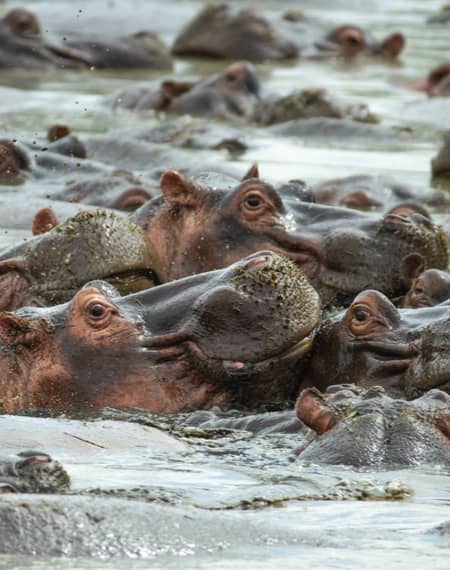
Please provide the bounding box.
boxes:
[159,163,260,208]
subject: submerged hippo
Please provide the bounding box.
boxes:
[409,62,450,97]
[399,265,450,308]
[132,170,448,307]
[0,8,172,69]
[172,4,404,61]
[312,174,450,211]
[296,386,450,466]
[112,61,260,120]
[0,252,320,413]
[0,451,69,493]
[303,289,450,398]
[0,210,161,310]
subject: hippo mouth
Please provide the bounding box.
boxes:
[351,339,419,378]
[138,325,317,375]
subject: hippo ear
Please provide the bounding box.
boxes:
[242,163,260,181]
[295,388,341,435]
[400,253,425,287]
[113,188,152,211]
[160,170,205,208]
[379,32,405,58]
[161,80,194,102]
[32,207,59,235]
[0,313,36,347]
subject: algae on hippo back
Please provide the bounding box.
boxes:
[0,209,163,310]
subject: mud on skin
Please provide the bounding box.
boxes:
[303,289,450,398]
[0,451,69,493]
[0,209,162,310]
[132,169,449,308]
[0,252,320,413]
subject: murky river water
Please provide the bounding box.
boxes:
[0,0,449,567]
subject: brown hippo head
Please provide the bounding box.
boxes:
[0,140,29,183]
[133,170,448,307]
[0,252,320,413]
[303,289,450,399]
[399,253,450,308]
[410,62,450,97]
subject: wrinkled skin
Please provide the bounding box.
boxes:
[409,62,450,97]
[0,210,161,310]
[172,4,404,61]
[133,169,449,307]
[0,451,70,493]
[0,252,320,413]
[112,61,260,120]
[0,8,172,70]
[303,289,450,398]
[432,133,450,178]
[296,386,450,466]
[312,174,450,211]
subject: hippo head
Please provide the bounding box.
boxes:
[400,254,450,307]
[304,289,450,398]
[0,252,320,413]
[295,386,450,467]
[0,210,163,311]
[0,451,70,493]
[319,25,405,58]
[172,3,299,61]
[133,171,448,307]
[0,9,91,69]
[0,139,29,184]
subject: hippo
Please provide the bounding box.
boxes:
[112,61,260,120]
[0,252,320,413]
[432,133,450,178]
[302,289,450,399]
[0,8,172,69]
[132,169,449,307]
[172,4,404,61]
[409,62,450,97]
[0,209,162,310]
[296,386,450,466]
[311,174,450,211]
[0,451,70,493]
[399,261,450,308]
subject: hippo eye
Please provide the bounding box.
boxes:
[88,303,106,319]
[344,34,361,46]
[244,193,264,209]
[353,308,370,322]
[226,73,237,83]
[413,286,424,294]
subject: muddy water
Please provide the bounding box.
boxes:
[0,0,449,567]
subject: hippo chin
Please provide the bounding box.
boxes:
[296,386,450,467]
[0,8,172,70]
[0,252,320,413]
[0,451,70,493]
[133,169,448,307]
[303,289,450,398]
[0,210,162,311]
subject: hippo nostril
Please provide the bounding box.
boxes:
[244,255,270,271]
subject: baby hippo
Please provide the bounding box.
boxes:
[296,386,450,466]
[400,267,450,308]
[0,252,320,413]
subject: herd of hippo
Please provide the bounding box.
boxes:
[0,0,450,558]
